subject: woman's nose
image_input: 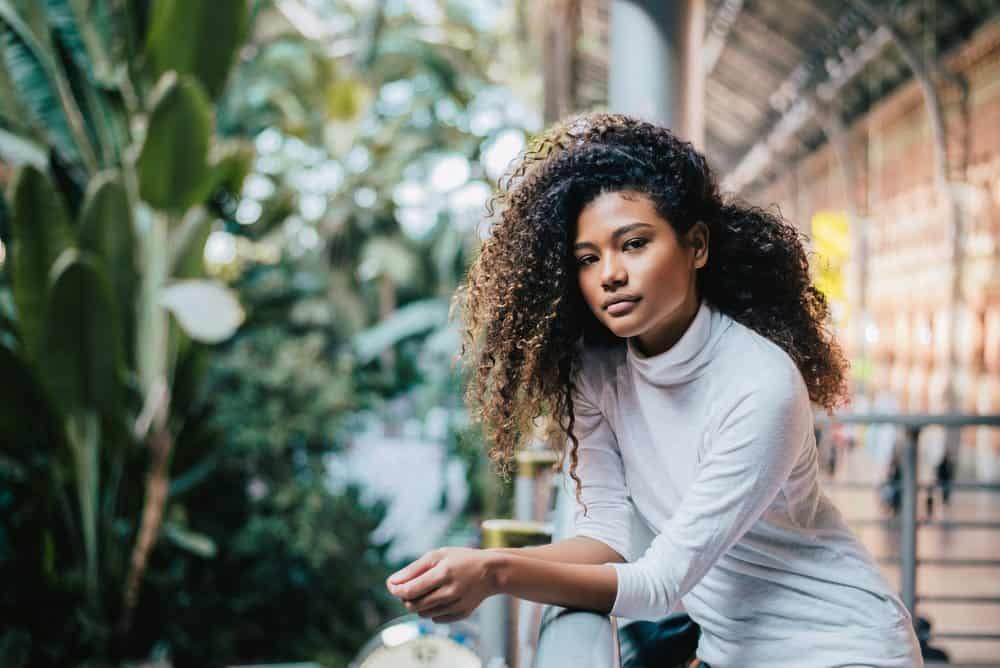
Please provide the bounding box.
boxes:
[600,256,627,288]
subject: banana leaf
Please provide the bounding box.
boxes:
[6,164,74,367]
[0,0,96,170]
[78,170,136,364]
[159,279,244,344]
[40,248,122,416]
[136,72,212,212]
[352,297,450,365]
[145,0,250,100]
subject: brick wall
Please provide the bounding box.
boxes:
[748,19,1000,475]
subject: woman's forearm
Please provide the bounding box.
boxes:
[489,536,626,565]
[486,550,618,613]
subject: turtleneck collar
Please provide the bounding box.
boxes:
[626,299,727,386]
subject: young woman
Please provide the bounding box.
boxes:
[386,112,923,667]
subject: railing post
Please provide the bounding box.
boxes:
[514,449,560,522]
[513,449,560,668]
[900,425,920,621]
[480,520,553,668]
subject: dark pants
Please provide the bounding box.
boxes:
[618,613,706,668]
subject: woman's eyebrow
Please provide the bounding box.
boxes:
[573,222,655,251]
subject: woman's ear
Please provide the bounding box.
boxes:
[688,222,709,269]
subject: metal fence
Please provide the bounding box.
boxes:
[494,413,1000,667]
[818,413,1000,658]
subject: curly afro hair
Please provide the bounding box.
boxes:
[454,111,848,511]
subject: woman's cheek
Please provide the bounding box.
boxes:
[581,275,603,316]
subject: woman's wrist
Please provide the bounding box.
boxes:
[484,549,509,594]
[480,550,618,612]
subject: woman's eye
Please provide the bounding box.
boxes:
[624,238,648,251]
[576,255,596,266]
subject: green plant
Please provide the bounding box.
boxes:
[163,257,402,666]
[0,0,252,662]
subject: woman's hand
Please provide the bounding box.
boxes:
[386,547,498,624]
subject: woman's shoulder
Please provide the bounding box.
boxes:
[712,312,809,400]
[574,338,626,397]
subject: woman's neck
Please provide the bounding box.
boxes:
[632,293,701,357]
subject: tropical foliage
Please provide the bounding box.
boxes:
[0,0,540,665]
[0,0,265,663]
[214,0,540,520]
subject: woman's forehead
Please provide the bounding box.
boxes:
[576,191,663,232]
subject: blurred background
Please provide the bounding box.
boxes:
[1,0,1000,666]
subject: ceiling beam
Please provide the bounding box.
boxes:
[702,0,743,76]
[720,7,916,194]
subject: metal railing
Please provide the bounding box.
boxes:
[818,413,1000,654]
[502,413,1000,667]
[482,445,659,668]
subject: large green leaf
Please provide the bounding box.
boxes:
[78,170,134,270]
[78,170,137,363]
[137,72,212,212]
[0,0,96,170]
[40,249,122,415]
[352,297,450,365]
[6,164,74,366]
[159,279,244,344]
[145,0,250,100]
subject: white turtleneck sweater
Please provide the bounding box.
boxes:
[571,300,923,667]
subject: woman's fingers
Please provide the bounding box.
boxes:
[431,612,466,624]
[412,598,460,618]
[388,550,438,586]
[407,589,458,614]
[393,566,445,600]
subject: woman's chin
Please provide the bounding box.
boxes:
[602,317,645,340]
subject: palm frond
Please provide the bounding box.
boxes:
[0,0,98,171]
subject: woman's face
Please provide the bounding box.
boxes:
[573,190,708,356]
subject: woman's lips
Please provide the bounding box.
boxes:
[606,298,640,316]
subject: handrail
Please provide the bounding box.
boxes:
[822,413,1000,648]
[531,468,624,668]
[820,415,1000,602]
[818,412,1000,428]
[531,412,1000,665]
[534,605,621,667]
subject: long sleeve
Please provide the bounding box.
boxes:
[609,377,812,620]
[569,374,636,563]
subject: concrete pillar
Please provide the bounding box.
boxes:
[543,0,582,125]
[609,0,704,144]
